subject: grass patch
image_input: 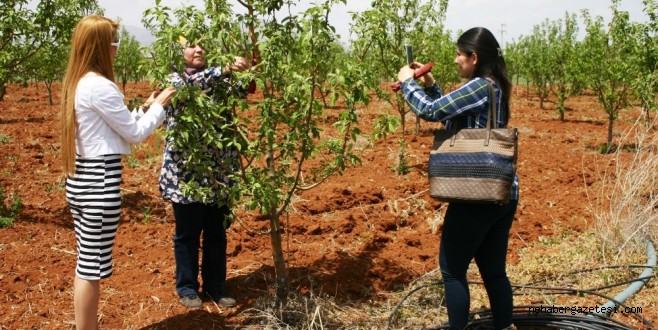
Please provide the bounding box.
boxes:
[587,117,658,261]
[0,186,22,227]
[0,133,11,144]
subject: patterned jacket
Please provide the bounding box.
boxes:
[158,67,243,205]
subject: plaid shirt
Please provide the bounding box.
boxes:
[401,77,519,201]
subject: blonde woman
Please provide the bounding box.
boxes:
[60,16,175,330]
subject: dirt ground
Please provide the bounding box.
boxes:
[0,81,654,329]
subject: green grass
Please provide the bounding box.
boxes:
[0,186,22,228]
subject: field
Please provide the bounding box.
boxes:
[0,81,656,329]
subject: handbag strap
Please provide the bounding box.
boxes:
[483,79,498,146]
[485,79,497,131]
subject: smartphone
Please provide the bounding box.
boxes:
[405,44,414,65]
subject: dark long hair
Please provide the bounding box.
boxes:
[457,27,511,114]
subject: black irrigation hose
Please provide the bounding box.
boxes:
[386,281,442,330]
[469,306,638,330]
[587,275,656,292]
[513,264,658,289]
[504,283,654,328]
[392,306,639,330]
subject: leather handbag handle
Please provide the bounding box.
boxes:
[484,80,498,146]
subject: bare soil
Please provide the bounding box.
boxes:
[0,82,654,329]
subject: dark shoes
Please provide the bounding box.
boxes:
[180,294,203,309]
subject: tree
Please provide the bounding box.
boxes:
[350,0,450,134]
[633,0,658,126]
[503,39,523,87]
[144,0,372,308]
[549,12,585,121]
[516,20,554,109]
[0,0,100,101]
[25,39,69,105]
[581,1,643,150]
[113,26,148,92]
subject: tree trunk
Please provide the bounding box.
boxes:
[525,83,530,100]
[0,84,6,102]
[415,115,420,134]
[558,87,565,122]
[45,81,54,105]
[266,145,288,307]
[268,211,288,307]
[607,112,615,151]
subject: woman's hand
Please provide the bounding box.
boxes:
[152,87,176,108]
[399,62,436,87]
[398,65,415,82]
[411,62,436,86]
[223,56,251,75]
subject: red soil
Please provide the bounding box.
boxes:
[0,82,652,328]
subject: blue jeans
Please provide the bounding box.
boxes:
[439,200,517,330]
[172,202,229,298]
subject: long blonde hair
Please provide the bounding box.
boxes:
[60,16,119,175]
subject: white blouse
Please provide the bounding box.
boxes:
[74,75,166,157]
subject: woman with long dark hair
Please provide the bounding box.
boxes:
[397,27,518,330]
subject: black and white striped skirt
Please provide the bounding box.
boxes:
[66,154,122,280]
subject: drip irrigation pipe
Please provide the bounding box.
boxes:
[403,306,639,330]
[466,306,637,330]
[505,283,654,328]
[595,240,656,316]
[513,264,658,289]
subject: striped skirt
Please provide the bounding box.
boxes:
[66,154,123,280]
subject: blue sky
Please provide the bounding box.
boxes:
[98,0,649,45]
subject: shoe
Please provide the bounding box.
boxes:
[206,293,237,307]
[215,296,237,307]
[180,294,203,309]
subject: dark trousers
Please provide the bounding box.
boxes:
[172,202,229,298]
[439,200,517,330]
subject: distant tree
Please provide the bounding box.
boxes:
[350,0,450,134]
[633,0,658,125]
[0,0,100,101]
[114,27,148,92]
[516,20,554,109]
[317,40,351,108]
[549,12,585,121]
[581,1,643,150]
[25,41,69,105]
[503,40,523,87]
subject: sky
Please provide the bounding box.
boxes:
[98,0,650,46]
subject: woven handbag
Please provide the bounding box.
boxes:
[428,81,518,204]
